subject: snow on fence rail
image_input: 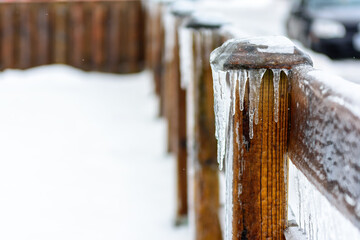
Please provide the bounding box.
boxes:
[146,1,360,240]
[0,0,144,73]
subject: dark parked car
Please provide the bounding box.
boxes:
[286,0,360,58]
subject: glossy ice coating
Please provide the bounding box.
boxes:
[210,36,313,72]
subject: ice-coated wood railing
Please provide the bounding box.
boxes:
[146,1,360,239]
[0,0,144,73]
[288,66,360,233]
[210,35,360,239]
[210,36,313,240]
[179,15,227,240]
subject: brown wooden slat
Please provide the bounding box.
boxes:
[53,2,67,64]
[107,2,121,73]
[68,2,85,68]
[36,3,51,66]
[91,2,106,71]
[117,1,127,72]
[2,4,15,69]
[288,65,360,231]
[18,3,33,69]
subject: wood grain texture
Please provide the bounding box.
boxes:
[232,70,289,240]
[1,4,15,69]
[288,66,360,231]
[69,2,85,68]
[36,3,51,66]
[53,2,67,64]
[91,2,106,71]
[18,3,33,69]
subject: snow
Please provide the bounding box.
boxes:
[307,69,360,119]
[248,36,295,54]
[0,65,190,240]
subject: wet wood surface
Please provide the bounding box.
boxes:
[232,70,289,240]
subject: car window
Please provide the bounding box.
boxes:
[308,0,360,7]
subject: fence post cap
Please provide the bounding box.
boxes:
[210,36,313,72]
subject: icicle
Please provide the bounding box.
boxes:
[224,110,234,240]
[273,69,281,123]
[238,69,247,111]
[203,29,213,60]
[178,27,194,89]
[230,70,237,115]
[282,69,289,77]
[163,12,176,63]
[213,70,230,170]
[248,69,266,139]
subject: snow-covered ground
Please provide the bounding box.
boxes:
[0,65,190,240]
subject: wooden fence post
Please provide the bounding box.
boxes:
[210,36,312,240]
[162,5,194,224]
[179,17,226,240]
[145,1,165,101]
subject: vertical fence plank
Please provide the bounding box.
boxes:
[53,2,67,64]
[125,1,138,72]
[2,4,15,69]
[68,2,85,69]
[107,2,121,73]
[117,1,127,72]
[92,2,106,71]
[36,3,50,66]
[18,3,33,69]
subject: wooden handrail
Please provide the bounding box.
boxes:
[289,65,360,231]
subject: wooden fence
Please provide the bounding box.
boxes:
[0,0,145,73]
[146,1,360,240]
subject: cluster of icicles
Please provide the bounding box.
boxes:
[211,68,289,170]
